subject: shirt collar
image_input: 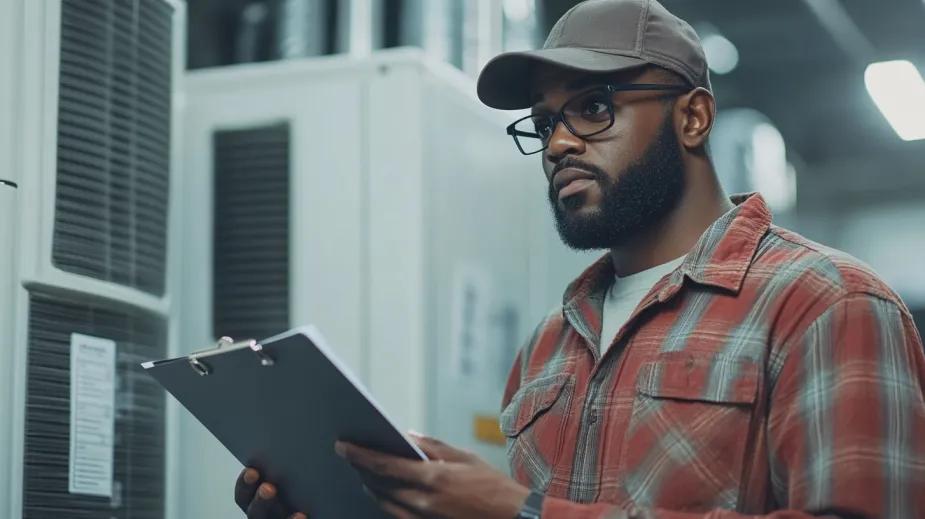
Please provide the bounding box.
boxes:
[560,193,772,345]
[676,192,772,293]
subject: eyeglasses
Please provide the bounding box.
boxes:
[506,83,691,155]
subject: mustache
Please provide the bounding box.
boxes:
[551,157,608,181]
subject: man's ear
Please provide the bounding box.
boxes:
[676,87,715,150]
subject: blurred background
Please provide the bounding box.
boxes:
[184,0,925,310]
[0,1,923,518]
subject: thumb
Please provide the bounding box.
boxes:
[408,431,471,463]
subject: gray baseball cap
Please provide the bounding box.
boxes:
[477,0,711,110]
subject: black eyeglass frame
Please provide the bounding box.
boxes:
[505,83,692,155]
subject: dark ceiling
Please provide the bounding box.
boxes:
[187,0,925,206]
[543,0,925,206]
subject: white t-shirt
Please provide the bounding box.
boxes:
[600,255,685,356]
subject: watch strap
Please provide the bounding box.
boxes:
[516,490,544,519]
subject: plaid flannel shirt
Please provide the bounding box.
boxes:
[501,193,925,518]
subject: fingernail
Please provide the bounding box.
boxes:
[291,514,307,519]
[407,429,424,438]
[244,468,259,484]
[334,441,345,457]
[258,483,275,499]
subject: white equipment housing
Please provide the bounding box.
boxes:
[0,0,185,517]
[177,49,591,517]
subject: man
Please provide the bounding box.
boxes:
[235,0,925,517]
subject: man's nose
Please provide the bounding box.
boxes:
[545,120,585,165]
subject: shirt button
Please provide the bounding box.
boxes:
[588,409,598,424]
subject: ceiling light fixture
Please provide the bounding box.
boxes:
[503,0,534,22]
[864,60,925,141]
[701,32,739,75]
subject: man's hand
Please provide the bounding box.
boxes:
[234,467,307,519]
[336,434,531,519]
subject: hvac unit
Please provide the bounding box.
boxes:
[176,49,589,517]
[0,1,185,518]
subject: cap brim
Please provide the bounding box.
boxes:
[477,47,649,110]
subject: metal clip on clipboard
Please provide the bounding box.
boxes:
[187,336,275,376]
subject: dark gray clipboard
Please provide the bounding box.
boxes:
[142,326,427,518]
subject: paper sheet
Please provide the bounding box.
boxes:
[69,333,116,497]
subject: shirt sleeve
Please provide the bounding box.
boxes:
[539,293,925,519]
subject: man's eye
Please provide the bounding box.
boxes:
[533,120,553,138]
[583,100,609,116]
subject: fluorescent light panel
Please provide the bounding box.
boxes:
[864,60,925,141]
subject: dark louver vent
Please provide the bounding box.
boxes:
[53,0,174,296]
[213,124,291,340]
[23,289,167,519]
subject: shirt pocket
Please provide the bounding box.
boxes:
[500,373,575,492]
[618,351,760,512]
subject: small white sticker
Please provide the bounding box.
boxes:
[448,264,492,380]
[69,333,116,497]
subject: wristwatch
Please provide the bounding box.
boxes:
[515,490,544,519]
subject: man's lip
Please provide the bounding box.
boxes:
[558,178,595,200]
[553,167,596,194]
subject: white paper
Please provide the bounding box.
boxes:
[69,333,116,497]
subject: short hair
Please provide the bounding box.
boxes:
[647,65,693,89]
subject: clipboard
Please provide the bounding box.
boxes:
[142,325,427,518]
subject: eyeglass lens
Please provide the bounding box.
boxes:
[511,88,615,154]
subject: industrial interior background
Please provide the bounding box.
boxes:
[0,1,922,518]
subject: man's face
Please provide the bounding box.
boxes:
[531,67,687,250]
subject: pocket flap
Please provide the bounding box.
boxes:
[499,373,572,437]
[635,352,759,405]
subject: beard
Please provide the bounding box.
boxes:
[548,115,685,250]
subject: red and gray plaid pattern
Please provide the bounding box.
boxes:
[502,193,925,518]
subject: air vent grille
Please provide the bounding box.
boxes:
[213,124,291,340]
[53,0,174,296]
[23,289,167,519]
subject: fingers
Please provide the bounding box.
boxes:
[245,482,289,518]
[358,466,444,517]
[366,484,436,519]
[377,498,422,519]
[407,433,472,463]
[383,486,434,513]
[336,442,433,485]
[235,468,262,511]
[236,468,306,519]
[364,486,423,519]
